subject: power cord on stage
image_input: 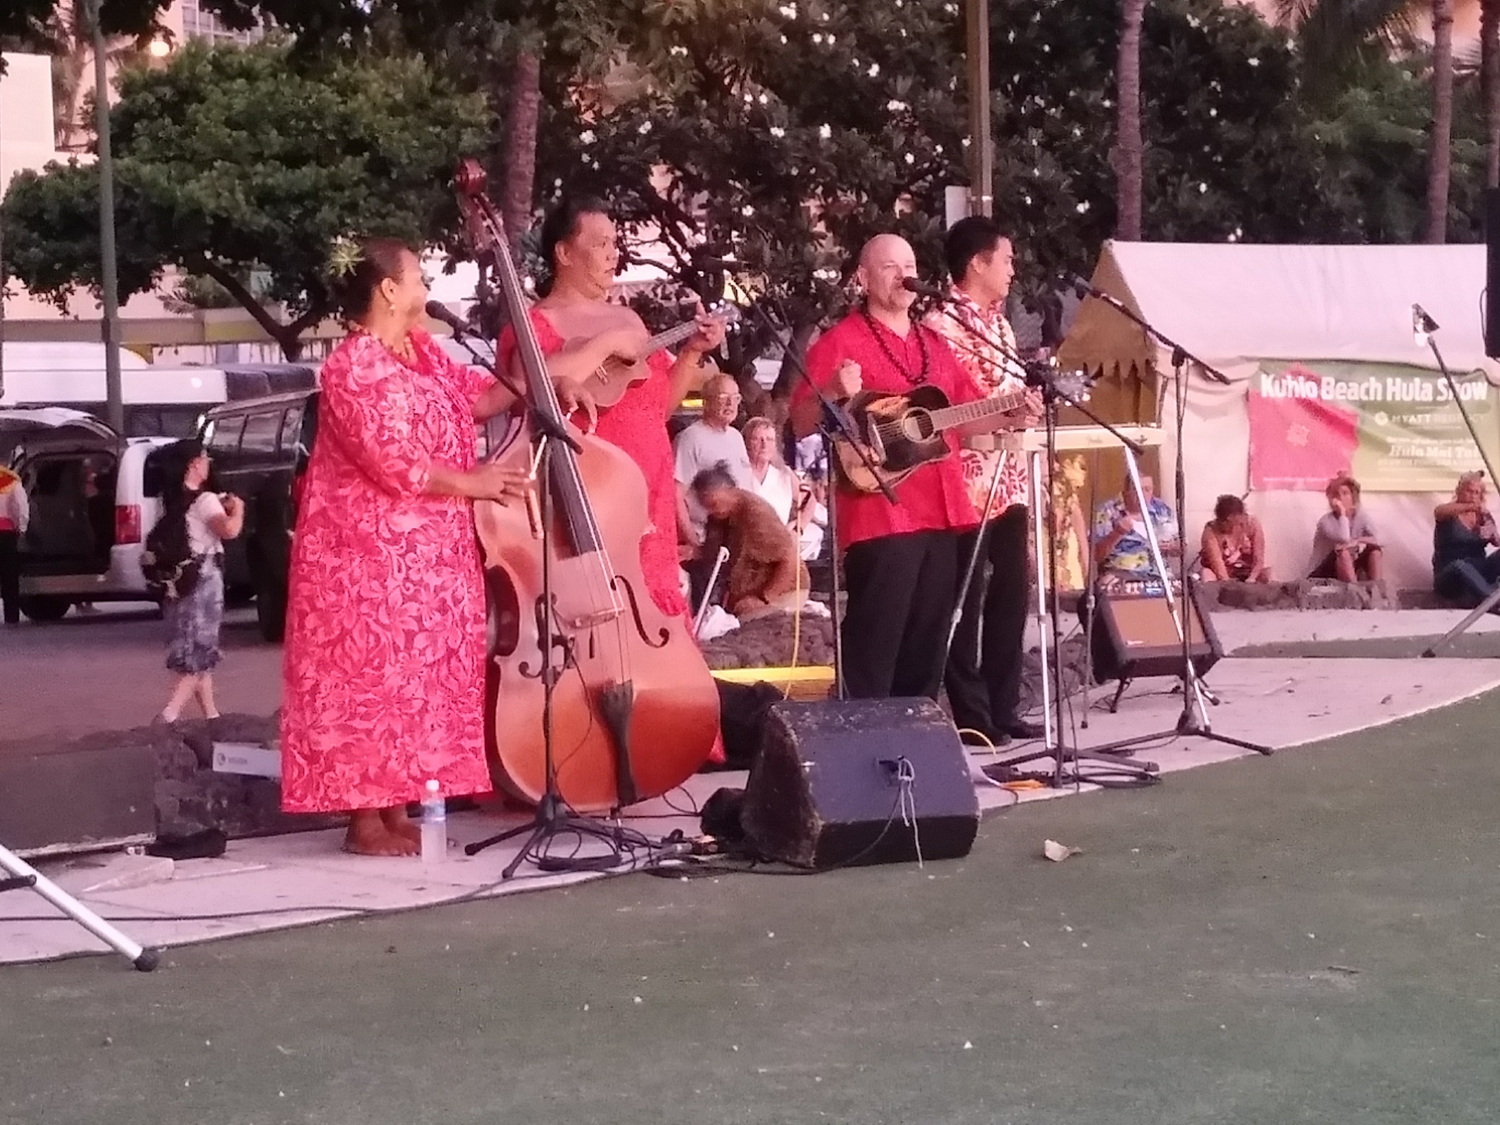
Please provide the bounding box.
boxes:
[7,820,698,929]
[646,776,920,879]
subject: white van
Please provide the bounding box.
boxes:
[0,349,317,439]
[0,408,174,621]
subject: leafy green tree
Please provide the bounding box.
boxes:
[1,41,486,358]
[0,0,166,46]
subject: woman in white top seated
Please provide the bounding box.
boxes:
[742,417,799,524]
[156,439,244,724]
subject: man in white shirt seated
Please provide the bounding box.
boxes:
[674,373,753,546]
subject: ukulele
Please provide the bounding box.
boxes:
[563,303,740,408]
[833,372,1089,494]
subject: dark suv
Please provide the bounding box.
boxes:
[200,390,318,641]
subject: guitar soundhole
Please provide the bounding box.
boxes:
[906,410,936,443]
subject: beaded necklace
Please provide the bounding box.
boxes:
[859,305,930,387]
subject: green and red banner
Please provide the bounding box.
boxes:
[1247,361,1500,492]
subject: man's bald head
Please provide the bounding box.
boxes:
[855,233,919,321]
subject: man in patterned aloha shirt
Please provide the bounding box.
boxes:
[1092,475,1181,584]
[923,217,1044,746]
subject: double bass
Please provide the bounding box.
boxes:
[453,161,720,813]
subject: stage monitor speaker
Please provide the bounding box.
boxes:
[1090,584,1222,684]
[1487,188,1500,358]
[741,698,979,869]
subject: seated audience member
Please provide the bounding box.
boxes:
[692,463,810,620]
[795,472,830,562]
[1200,494,1270,583]
[674,373,753,545]
[1092,474,1181,584]
[1309,474,1382,582]
[743,417,798,523]
[1432,470,1500,606]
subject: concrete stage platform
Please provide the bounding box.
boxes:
[7,621,1500,966]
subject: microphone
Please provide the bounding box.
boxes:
[1412,303,1439,346]
[1067,274,1100,299]
[425,300,470,339]
[900,277,951,300]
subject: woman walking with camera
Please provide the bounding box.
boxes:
[155,439,243,725]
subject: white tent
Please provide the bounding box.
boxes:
[1057,242,1497,591]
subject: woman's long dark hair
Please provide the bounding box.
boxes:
[155,438,206,510]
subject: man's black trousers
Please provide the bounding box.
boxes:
[841,529,959,700]
[943,505,1030,734]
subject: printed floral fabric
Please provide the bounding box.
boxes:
[1093,496,1180,578]
[924,289,1030,519]
[280,329,494,813]
[498,310,688,619]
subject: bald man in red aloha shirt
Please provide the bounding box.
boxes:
[790,233,987,701]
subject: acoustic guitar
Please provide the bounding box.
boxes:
[566,303,740,408]
[833,374,1088,494]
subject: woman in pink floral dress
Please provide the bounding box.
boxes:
[280,238,590,856]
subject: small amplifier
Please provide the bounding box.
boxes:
[1090,583,1222,685]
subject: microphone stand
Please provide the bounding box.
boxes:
[457,318,628,878]
[446,327,580,456]
[920,292,1156,783]
[742,297,900,701]
[1069,279,1271,759]
[1416,308,1500,656]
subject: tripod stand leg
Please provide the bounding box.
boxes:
[1109,678,1129,713]
[0,844,158,971]
[1421,583,1500,657]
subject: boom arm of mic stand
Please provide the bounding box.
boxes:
[743,300,900,507]
[1074,282,1232,386]
[928,298,1032,375]
[1045,385,1145,459]
[1426,334,1500,485]
[450,326,582,455]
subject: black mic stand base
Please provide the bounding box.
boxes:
[464,791,629,878]
[1086,706,1274,760]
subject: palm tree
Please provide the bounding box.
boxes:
[502,47,542,258]
[1274,0,1455,241]
[1114,0,1147,241]
[1480,0,1498,186]
[32,1,154,150]
[1425,0,1455,241]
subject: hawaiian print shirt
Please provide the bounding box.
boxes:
[1092,496,1180,578]
[923,288,1031,520]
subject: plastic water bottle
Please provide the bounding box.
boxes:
[420,779,446,865]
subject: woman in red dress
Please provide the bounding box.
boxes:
[280,238,590,856]
[497,195,724,617]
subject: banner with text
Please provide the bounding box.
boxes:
[1247,361,1500,492]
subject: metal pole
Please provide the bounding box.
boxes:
[965,0,993,218]
[87,0,124,434]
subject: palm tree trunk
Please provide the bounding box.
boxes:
[1114,0,1147,241]
[501,49,541,259]
[1425,0,1456,242]
[1483,0,1500,187]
